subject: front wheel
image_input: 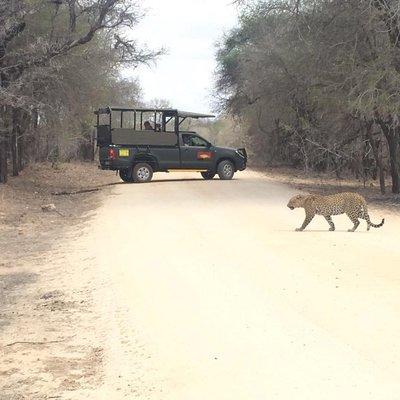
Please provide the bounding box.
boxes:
[201,171,215,180]
[132,163,153,183]
[217,160,235,180]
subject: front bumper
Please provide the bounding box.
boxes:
[235,155,247,171]
[238,162,247,171]
[237,159,247,171]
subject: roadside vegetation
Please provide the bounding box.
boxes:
[0,0,161,183]
[3,0,400,200]
[216,0,400,194]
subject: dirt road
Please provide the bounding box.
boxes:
[3,170,400,399]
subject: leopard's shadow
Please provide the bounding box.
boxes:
[277,229,369,233]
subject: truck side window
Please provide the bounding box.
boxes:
[182,134,208,147]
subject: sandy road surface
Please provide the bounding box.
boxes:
[82,170,400,399]
[3,170,400,399]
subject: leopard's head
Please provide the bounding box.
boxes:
[287,194,307,210]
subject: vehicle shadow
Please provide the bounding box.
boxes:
[151,178,213,183]
[98,179,207,185]
[108,178,238,184]
[151,177,240,183]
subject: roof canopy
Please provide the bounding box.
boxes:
[174,110,215,119]
[95,107,215,119]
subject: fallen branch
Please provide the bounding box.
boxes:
[5,335,75,347]
[41,203,65,217]
[51,188,101,196]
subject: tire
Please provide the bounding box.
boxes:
[201,171,215,180]
[119,168,133,183]
[217,160,235,180]
[132,162,153,183]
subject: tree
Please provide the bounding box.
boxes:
[0,0,161,182]
[216,0,400,193]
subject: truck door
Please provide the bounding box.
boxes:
[151,146,181,169]
[180,133,214,170]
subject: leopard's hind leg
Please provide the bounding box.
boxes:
[324,215,335,231]
[346,211,360,232]
[358,208,371,231]
[358,203,385,231]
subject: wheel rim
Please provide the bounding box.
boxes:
[137,167,150,181]
[223,163,233,177]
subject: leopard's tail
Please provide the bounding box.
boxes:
[362,202,385,229]
[368,217,385,228]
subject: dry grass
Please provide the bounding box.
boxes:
[0,162,119,227]
[0,162,119,261]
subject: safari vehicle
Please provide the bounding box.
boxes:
[95,106,247,183]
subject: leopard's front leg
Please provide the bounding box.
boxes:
[296,212,315,231]
[324,215,335,231]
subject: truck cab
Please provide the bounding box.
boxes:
[95,107,247,183]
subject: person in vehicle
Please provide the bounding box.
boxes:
[144,121,153,130]
[182,134,191,146]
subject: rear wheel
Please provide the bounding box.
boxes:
[217,160,235,180]
[119,168,133,183]
[201,171,215,180]
[132,163,153,183]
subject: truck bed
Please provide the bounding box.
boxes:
[112,129,177,146]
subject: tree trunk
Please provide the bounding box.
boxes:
[0,112,8,183]
[90,129,95,162]
[376,116,400,194]
[377,145,386,194]
[385,128,400,194]
[11,128,18,176]
[18,135,23,172]
[0,134,8,183]
[11,108,24,176]
[366,121,385,194]
[11,113,18,176]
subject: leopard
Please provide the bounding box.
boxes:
[287,192,385,232]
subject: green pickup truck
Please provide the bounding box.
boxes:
[95,106,247,183]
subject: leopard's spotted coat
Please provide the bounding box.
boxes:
[287,192,385,232]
